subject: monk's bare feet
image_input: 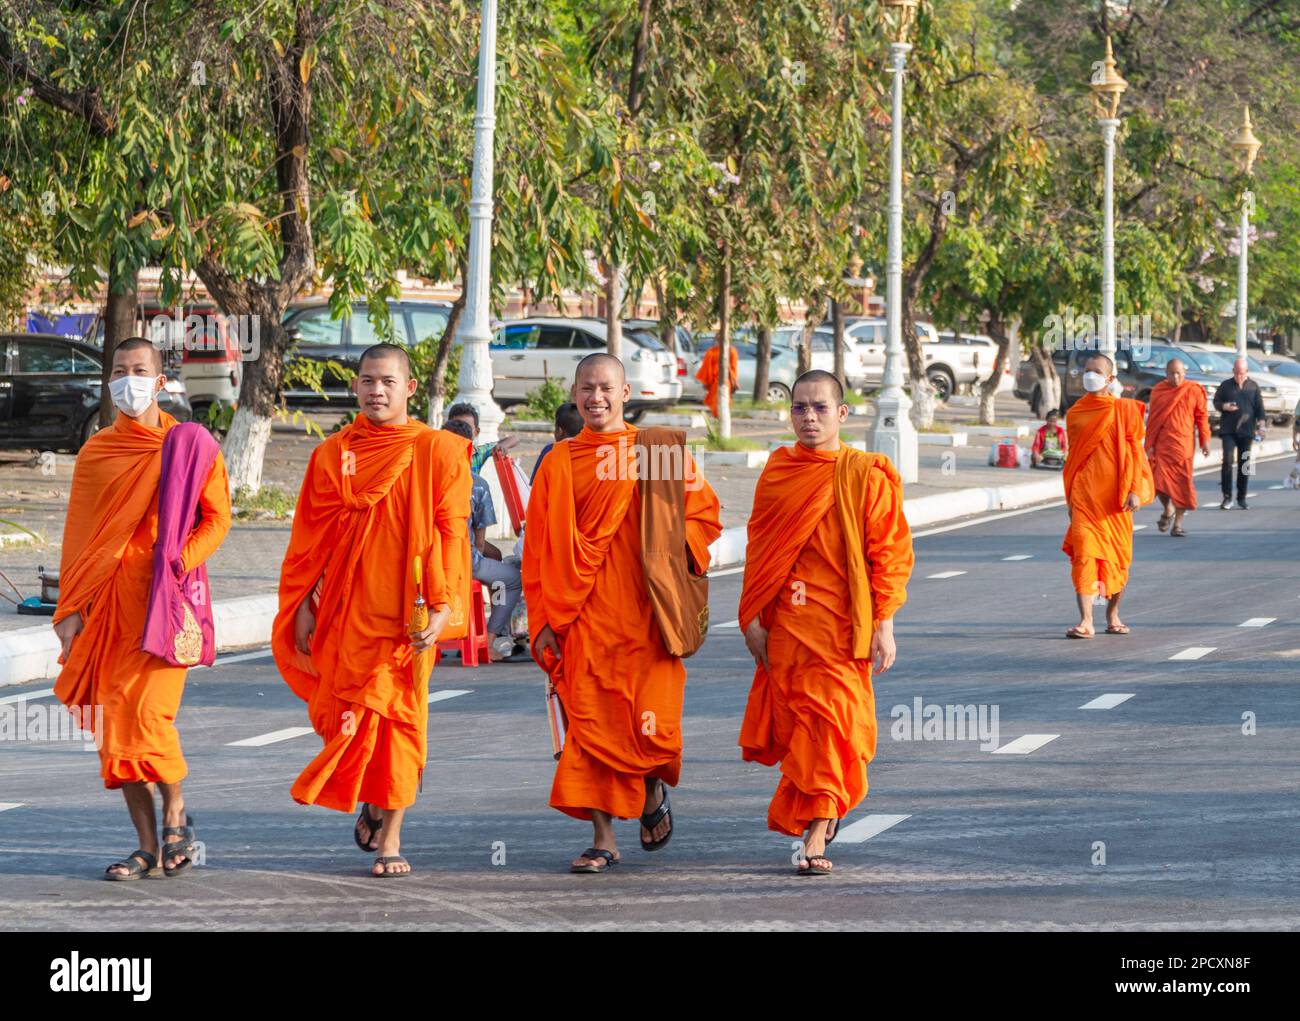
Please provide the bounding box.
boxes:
[640,778,671,846]
[572,814,619,870]
[372,835,409,876]
[798,819,833,874]
[161,805,189,871]
[355,804,381,852]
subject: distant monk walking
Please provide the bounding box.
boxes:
[1145,358,1210,537]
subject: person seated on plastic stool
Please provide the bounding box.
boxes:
[1031,408,1067,469]
[444,419,527,662]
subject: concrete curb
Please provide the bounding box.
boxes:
[3,439,1293,688]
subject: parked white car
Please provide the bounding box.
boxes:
[492,317,681,421]
[936,331,1015,394]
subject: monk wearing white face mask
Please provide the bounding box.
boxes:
[1061,354,1154,639]
[53,338,231,881]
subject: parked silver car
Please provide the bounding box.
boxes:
[492,317,680,421]
[691,336,800,403]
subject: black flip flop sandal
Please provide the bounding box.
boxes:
[1171,525,1187,537]
[105,849,158,881]
[372,855,412,878]
[161,814,197,877]
[1157,513,1172,532]
[639,780,673,852]
[824,817,844,848]
[354,803,382,852]
[797,855,833,876]
[570,847,619,874]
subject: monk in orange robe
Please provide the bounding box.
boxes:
[695,342,739,417]
[1063,354,1155,639]
[1145,358,1210,537]
[738,369,913,875]
[53,338,231,880]
[523,353,722,873]
[273,343,471,877]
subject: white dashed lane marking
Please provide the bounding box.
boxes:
[1240,618,1275,628]
[927,571,967,580]
[226,727,315,748]
[833,813,911,843]
[992,734,1059,755]
[0,803,24,812]
[1169,647,1216,661]
[428,689,472,705]
[1079,693,1135,710]
[1002,555,1033,561]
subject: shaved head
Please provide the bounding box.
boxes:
[112,337,164,374]
[357,342,411,378]
[792,369,844,405]
[575,352,626,385]
[1165,358,1186,385]
[1084,353,1114,375]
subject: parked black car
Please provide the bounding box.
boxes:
[281,299,453,405]
[0,333,192,452]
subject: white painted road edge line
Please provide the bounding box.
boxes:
[0,803,24,812]
[201,649,274,669]
[1169,647,1216,661]
[226,726,315,748]
[834,813,911,843]
[0,687,53,705]
[716,620,740,629]
[1240,618,1276,628]
[1079,693,1136,710]
[428,689,472,705]
[927,571,967,579]
[993,734,1059,755]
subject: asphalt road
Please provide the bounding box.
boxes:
[1,460,1297,931]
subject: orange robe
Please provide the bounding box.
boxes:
[1062,393,1155,598]
[54,412,231,789]
[695,344,739,417]
[522,424,722,821]
[272,413,471,812]
[737,443,913,836]
[1145,379,1210,510]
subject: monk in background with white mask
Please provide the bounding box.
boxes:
[1062,353,1154,638]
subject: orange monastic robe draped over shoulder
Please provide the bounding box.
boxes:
[522,424,722,821]
[1145,379,1211,510]
[737,443,913,836]
[54,412,231,789]
[272,413,471,812]
[695,345,739,417]
[1062,392,1155,598]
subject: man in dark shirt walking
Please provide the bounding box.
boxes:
[1213,357,1267,510]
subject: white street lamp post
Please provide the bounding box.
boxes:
[452,0,504,443]
[1231,105,1262,359]
[868,0,921,484]
[1089,37,1127,359]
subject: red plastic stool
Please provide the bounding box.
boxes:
[437,583,491,667]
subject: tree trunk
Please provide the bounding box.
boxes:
[99,262,138,425]
[717,245,732,439]
[753,323,772,403]
[1028,344,1060,416]
[900,299,935,429]
[797,293,826,376]
[979,310,1013,426]
[830,298,845,391]
[203,5,316,494]
[654,276,674,352]
[604,261,623,358]
[428,258,468,427]
[1172,291,1183,344]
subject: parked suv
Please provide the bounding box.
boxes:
[493,317,681,421]
[0,333,191,452]
[282,299,454,404]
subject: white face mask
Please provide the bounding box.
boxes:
[109,374,160,417]
[1082,371,1108,393]
[1106,378,1124,397]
